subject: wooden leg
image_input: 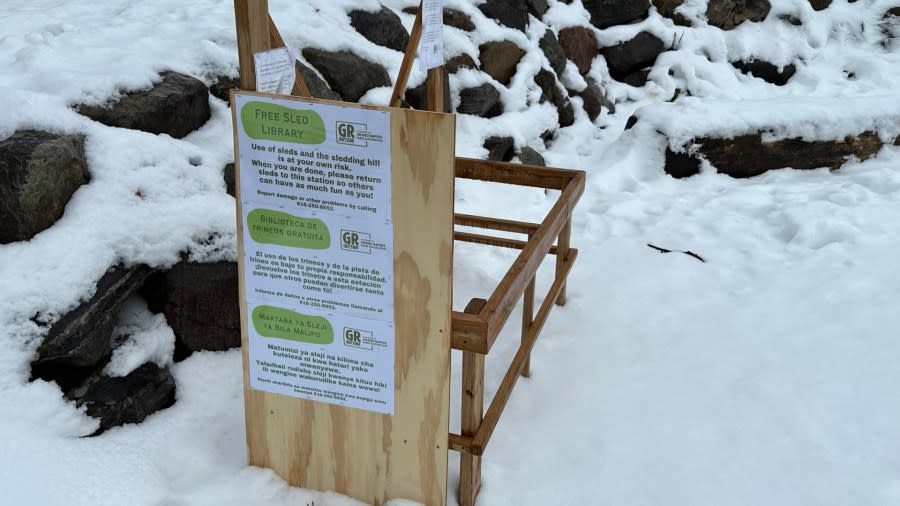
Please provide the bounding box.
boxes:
[460,350,484,506]
[522,276,535,378]
[555,219,571,306]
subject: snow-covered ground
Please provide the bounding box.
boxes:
[2,0,900,505]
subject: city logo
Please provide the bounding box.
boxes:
[341,229,371,254]
[336,121,367,147]
[343,327,374,350]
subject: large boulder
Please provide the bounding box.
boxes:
[484,136,515,162]
[732,59,796,86]
[479,40,526,85]
[68,363,175,435]
[534,68,575,128]
[558,26,598,75]
[706,0,770,30]
[652,0,692,25]
[478,0,529,31]
[76,71,210,138]
[0,131,88,244]
[349,6,409,52]
[539,30,568,77]
[208,75,240,103]
[600,31,665,81]
[302,48,391,102]
[150,260,241,355]
[34,265,152,369]
[577,78,616,121]
[582,0,650,28]
[457,83,503,118]
[665,131,892,178]
[295,61,342,101]
[445,53,477,73]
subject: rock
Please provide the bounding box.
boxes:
[349,6,409,52]
[76,71,210,138]
[404,71,452,112]
[457,83,503,117]
[402,6,476,31]
[302,48,391,102]
[518,146,546,166]
[445,53,477,73]
[666,131,889,178]
[809,0,831,11]
[527,0,549,19]
[621,68,651,87]
[539,30,568,77]
[558,26,598,75]
[534,68,575,128]
[68,363,175,435]
[484,136,515,162]
[664,148,702,178]
[224,163,236,197]
[479,40,526,85]
[706,0,770,30]
[582,0,650,29]
[159,261,241,354]
[601,31,665,81]
[478,0,529,31]
[0,131,88,244]
[732,59,796,85]
[34,265,152,369]
[209,75,240,103]
[295,61,342,101]
[578,78,615,120]
[652,0,692,25]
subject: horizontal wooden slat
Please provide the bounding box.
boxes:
[455,157,581,190]
[454,213,540,235]
[451,311,488,353]
[449,433,479,455]
[472,249,578,454]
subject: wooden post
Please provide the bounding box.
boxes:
[555,219,572,306]
[427,67,448,113]
[234,0,270,90]
[459,298,486,506]
[390,3,423,108]
[522,276,535,378]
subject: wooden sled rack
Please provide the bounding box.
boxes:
[235,2,585,505]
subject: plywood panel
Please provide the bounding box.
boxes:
[234,94,455,506]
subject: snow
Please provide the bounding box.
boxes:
[2,0,900,505]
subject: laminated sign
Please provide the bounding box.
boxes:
[234,93,395,414]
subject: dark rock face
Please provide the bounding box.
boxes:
[295,61,342,101]
[652,0,692,25]
[302,48,391,102]
[478,0,529,31]
[527,0,549,18]
[621,68,652,87]
[209,75,240,103]
[582,0,650,28]
[68,363,175,435]
[445,53,477,73]
[404,71,452,112]
[457,83,503,117]
[159,261,241,354]
[484,136,515,162]
[479,40,526,85]
[558,26,598,75]
[732,59,796,85]
[0,131,88,244]
[578,78,615,120]
[539,30,568,77]
[77,71,210,138]
[601,31,665,81]
[706,0,770,30]
[224,163,236,197]
[349,6,409,52]
[809,0,831,11]
[666,131,889,178]
[518,146,546,166]
[534,69,574,127]
[35,265,151,368]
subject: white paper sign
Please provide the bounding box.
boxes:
[254,47,296,94]
[235,92,395,414]
[247,300,394,414]
[419,0,444,70]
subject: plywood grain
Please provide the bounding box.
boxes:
[234,93,455,506]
